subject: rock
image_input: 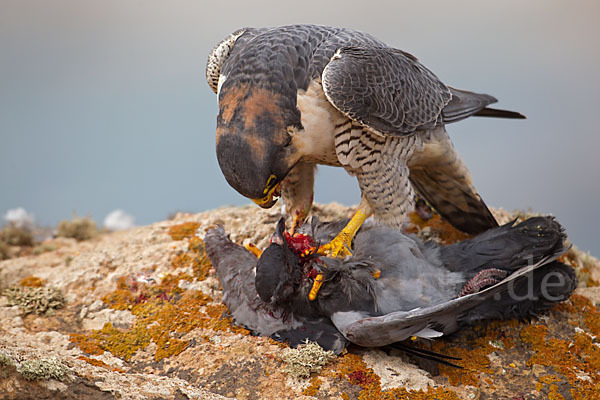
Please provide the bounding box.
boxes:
[362,349,434,391]
[0,203,598,399]
[82,308,136,331]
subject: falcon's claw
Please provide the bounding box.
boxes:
[307,208,370,301]
[307,232,353,301]
[316,235,353,258]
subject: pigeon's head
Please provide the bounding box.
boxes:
[255,218,303,305]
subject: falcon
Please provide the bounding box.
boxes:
[206,24,525,261]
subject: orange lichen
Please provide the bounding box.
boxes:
[268,338,290,349]
[581,266,599,287]
[519,295,600,400]
[101,276,137,310]
[303,376,322,396]
[170,235,212,281]
[559,250,599,288]
[19,276,45,287]
[171,253,193,270]
[520,324,548,349]
[71,228,248,363]
[167,222,201,241]
[69,333,104,356]
[430,321,514,386]
[77,355,125,373]
[334,353,461,400]
[406,212,470,244]
[69,222,247,362]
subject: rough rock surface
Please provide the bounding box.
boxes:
[0,203,598,400]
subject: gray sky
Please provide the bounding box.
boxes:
[1,0,599,255]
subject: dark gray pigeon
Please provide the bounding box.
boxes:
[204,225,348,354]
[254,216,576,348]
[205,225,453,363]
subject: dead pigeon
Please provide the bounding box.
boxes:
[204,226,348,354]
[255,216,576,347]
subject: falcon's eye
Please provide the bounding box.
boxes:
[282,131,293,148]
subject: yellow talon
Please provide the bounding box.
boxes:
[308,207,372,301]
[316,208,370,258]
[244,243,262,258]
[317,234,353,257]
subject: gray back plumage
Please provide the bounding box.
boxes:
[209,24,514,134]
[219,25,384,92]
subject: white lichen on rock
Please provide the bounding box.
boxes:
[2,286,65,315]
[18,356,70,381]
[281,341,336,378]
[0,350,14,366]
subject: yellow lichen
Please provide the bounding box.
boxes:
[334,352,461,400]
[520,295,600,400]
[431,325,501,386]
[19,276,45,287]
[72,283,210,362]
[77,355,124,373]
[170,235,212,281]
[406,212,470,245]
[303,376,322,396]
[171,253,193,270]
[167,222,201,241]
[71,231,247,362]
[69,333,104,356]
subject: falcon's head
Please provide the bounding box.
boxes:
[215,81,302,208]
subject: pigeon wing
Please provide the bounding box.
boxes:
[339,252,564,347]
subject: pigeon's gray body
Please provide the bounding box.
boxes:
[206,216,576,351]
[255,217,576,347]
[208,24,525,235]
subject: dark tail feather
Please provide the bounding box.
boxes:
[439,216,567,276]
[461,261,577,324]
[442,87,525,123]
[409,170,499,235]
[388,342,463,369]
[474,107,526,119]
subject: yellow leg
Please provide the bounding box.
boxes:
[244,243,262,258]
[308,205,372,301]
[318,208,370,257]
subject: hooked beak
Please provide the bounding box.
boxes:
[252,181,281,209]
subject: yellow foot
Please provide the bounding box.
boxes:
[317,232,353,257]
[244,242,262,258]
[307,208,371,301]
